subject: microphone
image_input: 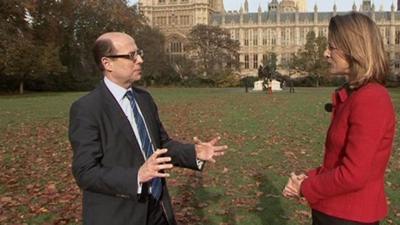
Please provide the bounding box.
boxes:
[324,103,333,112]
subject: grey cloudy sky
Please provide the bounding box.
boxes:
[129,0,395,12]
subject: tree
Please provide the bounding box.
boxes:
[171,56,196,86]
[262,52,277,80]
[0,0,172,92]
[0,0,68,94]
[43,0,150,90]
[135,26,178,86]
[0,0,30,93]
[187,24,240,86]
[291,31,329,87]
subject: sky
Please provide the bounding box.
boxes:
[129,0,395,12]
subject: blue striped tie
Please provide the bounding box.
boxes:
[126,90,162,200]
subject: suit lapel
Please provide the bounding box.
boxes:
[99,81,142,152]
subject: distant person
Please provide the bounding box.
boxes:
[283,12,396,225]
[69,32,227,225]
[267,79,273,94]
[289,79,295,93]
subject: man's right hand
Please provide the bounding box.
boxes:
[138,148,173,183]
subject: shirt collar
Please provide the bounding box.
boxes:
[104,77,132,102]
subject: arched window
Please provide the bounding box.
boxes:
[170,41,183,53]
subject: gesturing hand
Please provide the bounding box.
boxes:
[138,148,173,183]
[282,172,307,198]
[194,136,227,163]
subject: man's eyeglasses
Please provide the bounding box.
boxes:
[105,49,144,61]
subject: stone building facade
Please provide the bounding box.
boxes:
[138,0,400,76]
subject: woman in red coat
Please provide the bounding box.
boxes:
[283,12,396,225]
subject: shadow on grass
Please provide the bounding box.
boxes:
[175,170,236,225]
[175,170,288,225]
[255,173,289,225]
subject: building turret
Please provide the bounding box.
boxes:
[213,0,225,13]
[314,4,318,24]
[280,0,297,12]
[244,0,249,13]
[362,0,371,11]
[295,0,307,12]
[268,0,279,12]
[333,1,337,16]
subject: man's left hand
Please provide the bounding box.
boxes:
[194,136,227,163]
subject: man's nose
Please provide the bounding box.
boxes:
[135,55,144,64]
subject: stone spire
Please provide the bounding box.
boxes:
[333,0,337,13]
[244,0,249,13]
[333,0,337,16]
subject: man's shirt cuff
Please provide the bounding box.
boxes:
[196,159,204,170]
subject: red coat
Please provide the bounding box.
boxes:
[300,83,396,223]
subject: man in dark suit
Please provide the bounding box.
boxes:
[69,32,227,225]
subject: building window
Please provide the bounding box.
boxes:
[253,54,258,69]
[230,30,235,39]
[156,16,167,25]
[395,53,400,69]
[158,0,165,3]
[280,28,292,46]
[300,28,310,45]
[169,15,177,25]
[262,54,267,64]
[396,29,400,45]
[271,30,276,45]
[244,30,249,46]
[283,29,288,46]
[245,54,249,69]
[263,30,268,46]
[386,27,390,45]
[180,15,190,25]
[380,27,390,45]
[322,27,328,37]
[253,31,258,46]
[170,41,182,53]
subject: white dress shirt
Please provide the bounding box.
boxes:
[104,77,154,193]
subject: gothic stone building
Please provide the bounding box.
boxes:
[139,0,400,76]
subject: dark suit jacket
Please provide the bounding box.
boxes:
[69,81,200,225]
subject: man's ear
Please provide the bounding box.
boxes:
[102,57,113,72]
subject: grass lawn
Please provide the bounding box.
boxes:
[0,87,399,225]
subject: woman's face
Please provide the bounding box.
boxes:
[324,42,351,76]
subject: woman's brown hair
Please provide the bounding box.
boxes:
[328,12,389,87]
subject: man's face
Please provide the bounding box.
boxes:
[103,34,144,88]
